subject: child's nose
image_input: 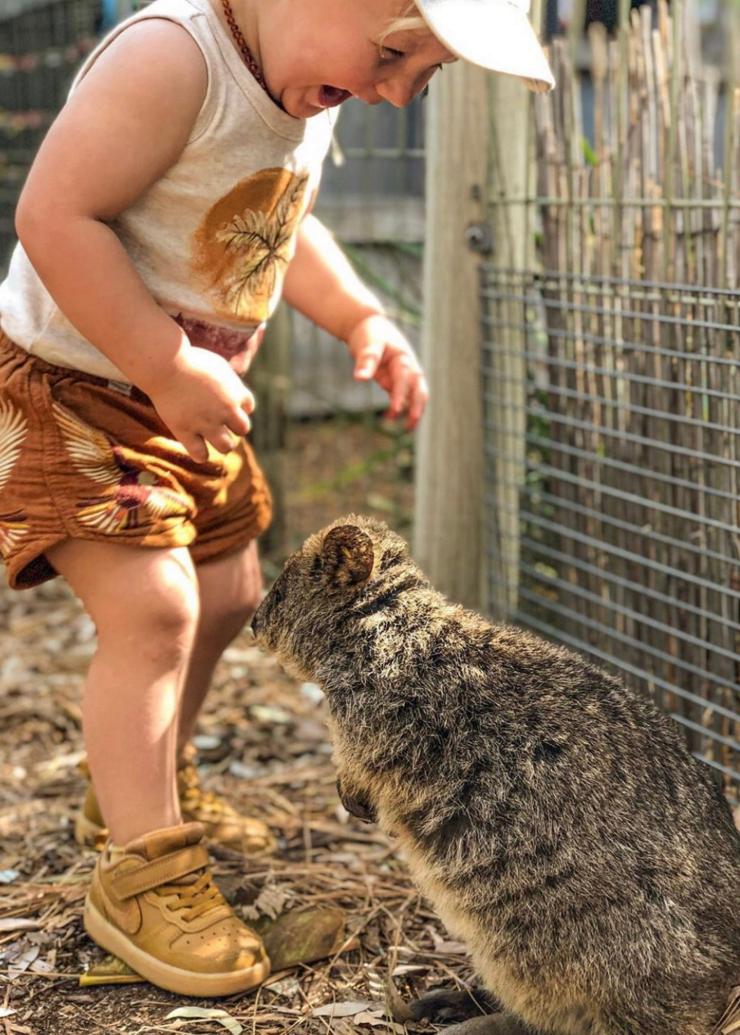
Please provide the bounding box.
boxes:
[374,76,416,109]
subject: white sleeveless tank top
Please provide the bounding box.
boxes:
[0,0,337,382]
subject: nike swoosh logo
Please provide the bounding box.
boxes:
[97,869,143,936]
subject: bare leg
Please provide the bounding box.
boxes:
[176,541,263,754]
[47,540,200,844]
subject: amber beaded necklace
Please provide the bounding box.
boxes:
[220,0,270,95]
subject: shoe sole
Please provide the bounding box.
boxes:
[84,899,270,997]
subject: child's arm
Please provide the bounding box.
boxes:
[281,215,429,430]
[15,21,251,461]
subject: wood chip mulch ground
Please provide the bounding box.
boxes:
[0,575,481,1035]
[0,421,479,1035]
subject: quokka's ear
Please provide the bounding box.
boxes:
[321,525,374,589]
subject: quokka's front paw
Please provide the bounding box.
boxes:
[405,988,501,1023]
[336,776,377,823]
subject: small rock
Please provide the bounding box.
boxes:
[300,681,325,703]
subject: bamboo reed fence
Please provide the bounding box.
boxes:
[481,0,739,796]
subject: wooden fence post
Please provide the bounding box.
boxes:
[413,63,490,610]
[414,53,536,615]
[485,72,536,620]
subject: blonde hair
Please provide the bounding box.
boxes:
[380,4,429,42]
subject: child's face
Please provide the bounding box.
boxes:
[258,0,457,119]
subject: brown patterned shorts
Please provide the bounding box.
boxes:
[0,332,272,589]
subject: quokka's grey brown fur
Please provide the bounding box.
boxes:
[252,516,740,1035]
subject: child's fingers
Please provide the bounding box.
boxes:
[207,426,242,454]
[227,407,251,436]
[227,381,254,435]
[239,386,256,415]
[374,368,393,395]
[387,365,411,420]
[406,374,430,429]
[179,431,209,463]
[353,342,384,380]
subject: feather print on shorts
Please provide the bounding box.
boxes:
[53,402,191,534]
[0,398,29,559]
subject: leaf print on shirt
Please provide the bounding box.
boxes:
[53,403,192,535]
[192,168,309,322]
[0,398,29,559]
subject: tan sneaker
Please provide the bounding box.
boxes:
[84,822,270,997]
[76,746,276,856]
[177,745,277,855]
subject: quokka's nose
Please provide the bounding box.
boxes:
[250,611,259,636]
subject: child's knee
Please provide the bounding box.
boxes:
[96,554,201,662]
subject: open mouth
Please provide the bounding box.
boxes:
[317,85,352,108]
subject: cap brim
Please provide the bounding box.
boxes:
[417,0,555,92]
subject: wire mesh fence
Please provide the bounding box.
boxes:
[482,1,739,796]
[482,268,739,792]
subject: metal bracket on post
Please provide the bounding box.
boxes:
[465,221,493,256]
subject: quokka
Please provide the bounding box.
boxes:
[252,516,740,1035]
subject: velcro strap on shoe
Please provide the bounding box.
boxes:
[110,844,210,900]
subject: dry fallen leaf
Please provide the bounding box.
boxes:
[430,928,467,955]
[311,1000,375,1018]
[8,944,40,980]
[79,955,142,987]
[241,882,290,921]
[352,1009,387,1026]
[165,1006,243,1035]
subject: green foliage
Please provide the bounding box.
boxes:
[582,136,598,168]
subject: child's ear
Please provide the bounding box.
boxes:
[321,525,374,589]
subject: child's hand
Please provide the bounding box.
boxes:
[347,314,429,430]
[145,346,254,462]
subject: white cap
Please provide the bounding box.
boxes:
[416,0,555,93]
